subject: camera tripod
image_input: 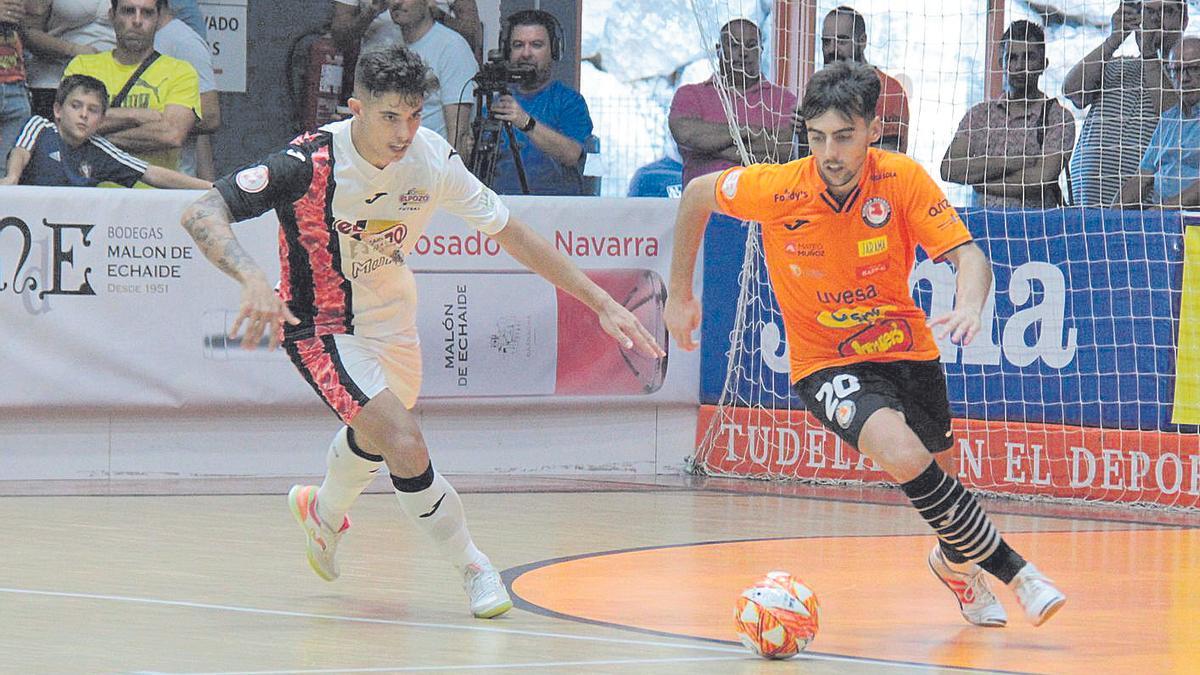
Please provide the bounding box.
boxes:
[467,87,530,194]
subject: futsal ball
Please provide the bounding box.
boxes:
[733,571,820,659]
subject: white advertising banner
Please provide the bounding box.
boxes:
[197,0,248,93]
[0,189,696,410]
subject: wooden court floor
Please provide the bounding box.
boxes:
[1,474,1197,674]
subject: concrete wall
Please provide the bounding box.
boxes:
[208,0,332,176]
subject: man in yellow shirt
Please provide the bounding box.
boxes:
[64,0,200,171]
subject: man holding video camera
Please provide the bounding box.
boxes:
[484,9,592,195]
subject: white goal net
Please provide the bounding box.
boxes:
[685,0,1200,510]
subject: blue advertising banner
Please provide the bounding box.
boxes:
[701,209,1196,433]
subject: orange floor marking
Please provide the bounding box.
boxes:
[512,529,1200,673]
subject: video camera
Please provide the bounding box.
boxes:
[472,50,538,93]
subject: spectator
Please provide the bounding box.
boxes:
[628,124,683,198]
[63,0,200,172]
[21,0,116,118]
[941,20,1075,207]
[816,5,909,152]
[332,0,483,62]
[1063,0,1188,206]
[155,0,218,179]
[487,9,592,196]
[331,0,475,154]
[0,73,209,187]
[1,5,31,179]
[1115,37,1200,209]
[429,0,483,64]
[167,0,205,39]
[670,18,796,189]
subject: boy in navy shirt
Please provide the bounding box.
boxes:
[1,74,210,189]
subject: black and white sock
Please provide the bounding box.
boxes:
[392,462,488,572]
[901,460,1026,583]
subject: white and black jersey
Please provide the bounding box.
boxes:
[213,121,509,341]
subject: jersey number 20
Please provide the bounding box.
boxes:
[815,374,861,422]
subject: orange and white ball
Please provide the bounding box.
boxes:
[733,571,820,659]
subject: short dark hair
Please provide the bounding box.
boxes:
[504,9,563,61]
[825,5,867,38]
[353,46,439,103]
[799,60,879,123]
[719,18,760,39]
[1001,20,1045,49]
[109,0,168,11]
[56,74,110,113]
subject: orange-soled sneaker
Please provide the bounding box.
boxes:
[287,485,350,582]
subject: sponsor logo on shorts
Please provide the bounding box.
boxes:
[235,165,269,193]
[817,305,896,328]
[856,260,890,278]
[835,400,857,428]
[861,197,892,228]
[721,168,743,199]
[837,318,915,356]
[857,236,888,257]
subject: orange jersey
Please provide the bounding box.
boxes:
[713,148,972,382]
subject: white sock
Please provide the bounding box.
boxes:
[315,427,383,527]
[392,465,488,572]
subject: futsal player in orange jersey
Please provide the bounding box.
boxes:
[665,60,1066,628]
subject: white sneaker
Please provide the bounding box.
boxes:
[287,485,350,582]
[927,545,1007,627]
[1010,563,1066,626]
[462,562,512,619]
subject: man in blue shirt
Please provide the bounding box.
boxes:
[0,74,210,188]
[1116,37,1200,209]
[628,131,683,197]
[486,10,592,195]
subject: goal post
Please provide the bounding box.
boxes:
[684,0,1200,510]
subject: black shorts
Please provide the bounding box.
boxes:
[794,359,954,453]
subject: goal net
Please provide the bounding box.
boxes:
[685,0,1200,510]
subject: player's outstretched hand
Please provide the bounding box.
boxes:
[230,277,300,351]
[665,294,701,352]
[597,298,666,358]
[928,308,981,346]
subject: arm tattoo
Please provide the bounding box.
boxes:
[181,189,261,282]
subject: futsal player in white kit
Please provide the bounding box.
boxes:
[179,46,665,618]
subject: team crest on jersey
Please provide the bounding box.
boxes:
[861,197,891,228]
[834,400,856,429]
[721,168,743,199]
[235,165,270,193]
[78,161,92,179]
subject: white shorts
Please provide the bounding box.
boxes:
[284,332,422,423]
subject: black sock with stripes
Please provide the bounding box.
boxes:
[900,460,1026,584]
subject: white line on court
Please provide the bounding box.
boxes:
[6,586,973,673]
[131,655,748,674]
[0,586,742,653]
